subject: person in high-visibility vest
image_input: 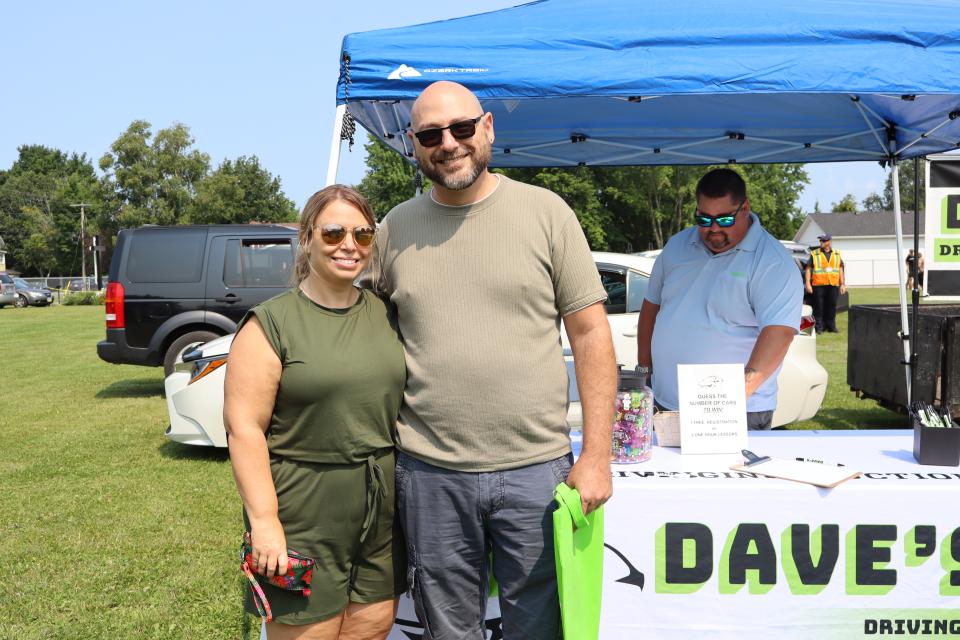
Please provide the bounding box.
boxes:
[804,233,846,333]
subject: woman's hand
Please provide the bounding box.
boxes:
[251,518,288,578]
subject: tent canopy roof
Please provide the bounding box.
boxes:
[337,0,960,167]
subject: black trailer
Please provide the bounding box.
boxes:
[848,304,960,416]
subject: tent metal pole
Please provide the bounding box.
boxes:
[910,157,921,403]
[891,160,912,406]
[325,104,346,187]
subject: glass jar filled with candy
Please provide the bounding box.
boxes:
[612,369,654,463]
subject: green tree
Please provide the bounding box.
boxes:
[594,163,807,249]
[831,193,859,213]
[17,205,57,274]
[99,120,210,229]
[883,158,925,213]
[188,156,297,224]
[0,145,102,275]
[356,135,429,219]
[594,165,702,251]
[738,164,808,239]
[861,192,885,211]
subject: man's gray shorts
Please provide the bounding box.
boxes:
[395,451,573,640]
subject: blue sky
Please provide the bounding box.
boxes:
[2,0,888,216]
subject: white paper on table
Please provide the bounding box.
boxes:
[677,363,748,454]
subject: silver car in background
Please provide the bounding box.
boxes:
[14,278,53,307]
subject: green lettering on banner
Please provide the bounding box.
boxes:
[656,523,712,594]
[941,527,960,596]
[719,524,776,595]
[846,525,897,595]
[905,525,937,567]
[933,239,960,262]
[781,524,839,595]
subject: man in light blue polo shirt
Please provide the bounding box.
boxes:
[636,168,802,430]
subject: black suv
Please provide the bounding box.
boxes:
[97,224,298,375]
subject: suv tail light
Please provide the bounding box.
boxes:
[800,314,815,334]
[105,282,125,329]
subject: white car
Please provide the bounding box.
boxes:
[164,333,234,447]
[164,252,827,446]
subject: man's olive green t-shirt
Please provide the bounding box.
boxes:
[239,287,405,464]
[365,175,605,472]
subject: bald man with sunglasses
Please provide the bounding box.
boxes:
[637,168,802,430]
[362,81,616,639]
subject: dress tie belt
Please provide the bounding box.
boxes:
[359,453,387,544]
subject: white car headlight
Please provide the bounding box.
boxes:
[188,356,227,385]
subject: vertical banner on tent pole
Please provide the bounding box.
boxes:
[923,154,960,296]
[325,104,346,187]
[891,162,912,404]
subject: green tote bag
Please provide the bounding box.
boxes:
[553,483,604,640]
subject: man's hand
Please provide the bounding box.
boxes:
[565,452,612,515]
[840,284,846,295]
[804,283,813,294]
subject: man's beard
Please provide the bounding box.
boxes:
[703,231,731,252]
[418,142,491,191]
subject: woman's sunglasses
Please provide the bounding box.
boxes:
[413,115,484,148]
[694,201,745,228]
[315,224,376,247]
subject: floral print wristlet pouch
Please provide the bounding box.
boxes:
[240,531,316,622]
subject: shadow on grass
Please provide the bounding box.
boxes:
[96,378,165,398]
[159,439,230,461]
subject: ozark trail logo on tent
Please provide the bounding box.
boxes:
[387,64,422,80]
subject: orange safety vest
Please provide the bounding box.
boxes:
[810,248,843,286]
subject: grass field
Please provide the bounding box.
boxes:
[0,293,912,637]
[0,306,257,639]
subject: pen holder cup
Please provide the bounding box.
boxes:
[653,411,681,448]
[912,417,960,467]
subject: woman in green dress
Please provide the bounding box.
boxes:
[225,185,405,639]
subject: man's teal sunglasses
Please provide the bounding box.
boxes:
[694,201,745,228]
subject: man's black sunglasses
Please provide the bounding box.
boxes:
[694,201,745,228]
[413,116,484,148]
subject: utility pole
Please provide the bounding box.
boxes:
[71,203,92,290]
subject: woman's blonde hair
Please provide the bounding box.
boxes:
[294,185,376,283]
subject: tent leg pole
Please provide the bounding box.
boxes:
[910,157,921,404]
[325,104,346,187]
[892,161,912,407]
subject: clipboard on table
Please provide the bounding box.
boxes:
[731,450,862,488]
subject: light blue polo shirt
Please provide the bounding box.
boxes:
[646,213,803,412]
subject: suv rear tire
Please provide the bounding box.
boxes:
[164,330,219,377]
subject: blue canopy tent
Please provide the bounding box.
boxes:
[331,0,960,402]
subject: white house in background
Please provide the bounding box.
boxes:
[0,236,6,271]
[793,212,923,287]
